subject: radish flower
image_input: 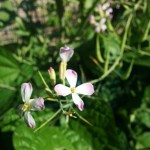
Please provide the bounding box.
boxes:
[18,83,45,128]
[54,69,94,111]
[95,18,107,33]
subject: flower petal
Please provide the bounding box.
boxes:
[21,83,33,102]
[66,69,77,87]
[54,84,71,96]
[30,98,45,111]
[76,83,94,95]
[102,2,110,10]
[101,25,107,31]
[95,26,101,33]
[24,111,35,128]
[101,18,106,24]
[72,93,84,111]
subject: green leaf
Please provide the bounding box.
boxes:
[0,11,10,22]
[1,0,14,11]
[62,127,93,150]
[79,97,128,150]
[136,132,150,149]
[123,51,150,67]
[0,89,15,115]
[136,109,150,128]
[103,33,121,62]
[0,49,20,84]
[142,86,150,106]
[13,124,93,150]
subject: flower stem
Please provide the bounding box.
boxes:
[90,14,133,84]
[34,104,71,132]
[96,34,104,63]
[38,70,52,94]
[34,108,61,133]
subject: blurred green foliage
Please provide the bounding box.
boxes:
[0,0,150,150]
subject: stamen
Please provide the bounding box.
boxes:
[22,103,30,112]
[71,87,76,93]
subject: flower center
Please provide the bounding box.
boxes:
[22,103,31,112]
[71,87,76,93]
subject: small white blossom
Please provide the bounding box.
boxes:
[54,69,94,111]
[18,83,45,128]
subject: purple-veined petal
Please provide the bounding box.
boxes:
[30,98,45,111]
[72,93,84,111]
[21,83,33,102]
[54,84,71,96]
[76,83,94,95]
[65,69,77,87]
[24,111,35,128]
[18,104,24,117]
[59,45,74,62]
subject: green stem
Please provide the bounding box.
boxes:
[142,20,150,41]
[34,104,71,132]
[0,84,16,91]
[90,14,133,84]
[69,0,99,43]
[38,71,52,94]
[104,47,110,73]
[34,108,61,133]
[96,34,104,63]
[73,109,93,126]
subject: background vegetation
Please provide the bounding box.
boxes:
[0,0,150,149]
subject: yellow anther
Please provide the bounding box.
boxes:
[71,87,76,93]
[22,103,30,112]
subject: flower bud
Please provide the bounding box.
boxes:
[59,45,74,62]
[48,67,56,85]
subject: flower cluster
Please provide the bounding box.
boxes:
[89,1,113,33]
[18,45,94,128]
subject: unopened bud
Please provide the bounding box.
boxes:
[59,45,74,62]
[48,67,56,85]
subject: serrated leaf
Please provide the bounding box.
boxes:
[0,49,20,84]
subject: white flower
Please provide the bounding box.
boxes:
[95,18,107,33]
[18,83,45,128]
[54,69,94,111]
